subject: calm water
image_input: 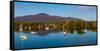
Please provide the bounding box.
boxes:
[14,30,97,49]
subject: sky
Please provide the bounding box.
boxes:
[14,2,97,21]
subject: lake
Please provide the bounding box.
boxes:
[14,30,97,49]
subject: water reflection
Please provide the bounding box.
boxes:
[15,29,97,49]
[18,27,96,37]
[16,25,97,41]
[15,20,97,41]
[15,21,97,49]
[15,20,97,36]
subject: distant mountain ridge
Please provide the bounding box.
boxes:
[15,13,85,23]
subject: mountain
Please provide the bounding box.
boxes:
[15,13,84,23]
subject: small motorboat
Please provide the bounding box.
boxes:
[30,31,37,34]
[19,28,23,31]
[84,29,87,32]
[63,31,67,34]
[45,27,49,30]
[20,35,27,40]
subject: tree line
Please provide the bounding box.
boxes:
[15,20,97,33]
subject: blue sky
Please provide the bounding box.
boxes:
[15,2,97,21]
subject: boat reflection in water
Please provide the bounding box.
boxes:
[15,23,97,49]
